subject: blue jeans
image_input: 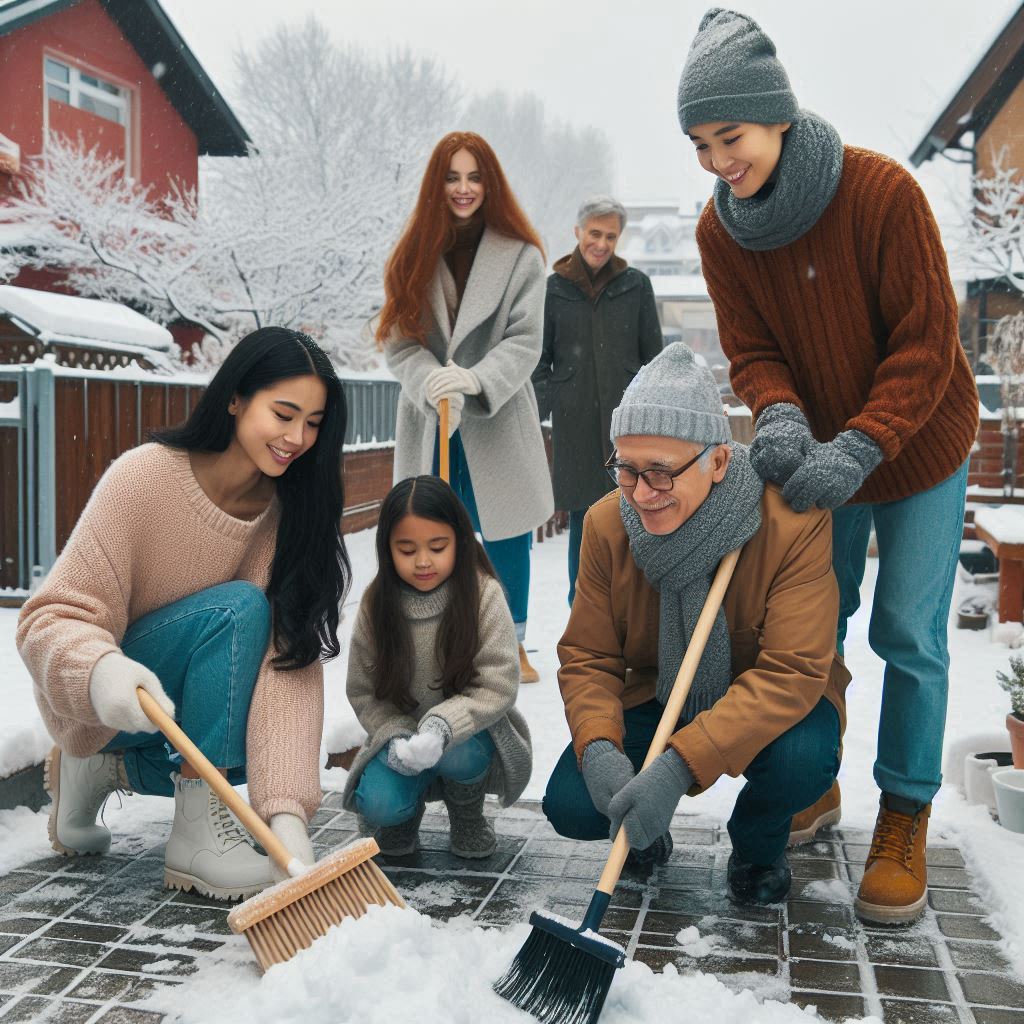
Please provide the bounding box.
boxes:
[832,460,968,807]
[354,730,496,827]
[432,430,531,639]
[101,581,271,797]
[567,508,587,607]
[543,697,840,865]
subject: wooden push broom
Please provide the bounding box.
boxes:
[493,546,742,1024]
[136,688,405,972]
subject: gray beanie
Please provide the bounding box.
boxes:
[677,7,798,133]
[610,343,729,445]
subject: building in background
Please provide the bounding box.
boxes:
[620,198,728,385]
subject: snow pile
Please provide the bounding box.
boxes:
[799,880,853,905]
[674,924,725,957]
[142,904,872,1024]
[0,806,55,872]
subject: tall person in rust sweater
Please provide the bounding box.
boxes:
[679,8,979,924]
[17,328,351,900]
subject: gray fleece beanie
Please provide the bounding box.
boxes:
[677,7,798,133]
[611,343,729,445]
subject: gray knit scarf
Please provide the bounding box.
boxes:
[713,110,843,252]
[620,445,764,722]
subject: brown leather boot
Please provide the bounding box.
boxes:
[855,798,930,924]
[518,644,540,684]
[788,780,842,847]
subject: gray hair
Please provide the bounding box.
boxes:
[576,195,627,232]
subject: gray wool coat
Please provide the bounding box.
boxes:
[533,261,663,511]
[385,229,554,541]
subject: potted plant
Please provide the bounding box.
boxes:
[996,655,1024,767]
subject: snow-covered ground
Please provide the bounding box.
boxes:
[3,524,1024,1017]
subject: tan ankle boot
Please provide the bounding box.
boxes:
[518,644,540,684]
[855,799,930,924]
[788,780,842,847]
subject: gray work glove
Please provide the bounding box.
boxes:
[581,740,635,817]
[781,429,883,512]
[607,748,694,851]
[748,403,815,485]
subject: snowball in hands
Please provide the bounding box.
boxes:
[392,716,452,774]
[89,651,175,734]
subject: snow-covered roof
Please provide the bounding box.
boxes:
[650,274,711,301]
[0,285,172,351]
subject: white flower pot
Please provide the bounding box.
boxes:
[992,768,1024,834]
[964,750,1014,813]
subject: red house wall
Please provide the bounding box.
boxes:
[0,0,198,199]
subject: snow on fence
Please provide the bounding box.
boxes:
[0,361,401,595]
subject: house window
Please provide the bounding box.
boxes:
[44,57,128,126]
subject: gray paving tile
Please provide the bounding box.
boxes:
[9,936,107,968]
[0,960,80,995]
[872,964,950,1001]
[958,971,1024,1008]
[880,999,959,1023]
[945,939,1013,973]
[937,914,1001,941]
[972,1008,1024,1024]
[927,888,988,915]
[787,924,858,962]
[95,1008,166,1023]
[789,958,863,993]
[863,932,940,969]
[790,991,868,1021]
[1,996,101,1023]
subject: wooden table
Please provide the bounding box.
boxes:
[974,506,1024,623]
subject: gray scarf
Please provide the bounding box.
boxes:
[620,445,764,722]
[713,110,843,252]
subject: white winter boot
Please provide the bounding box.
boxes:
[163,773,272,900]
[45,745,130,856]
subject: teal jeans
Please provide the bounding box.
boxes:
[832,460,968,807]
[102,581,271,796]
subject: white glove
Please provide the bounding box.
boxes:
[392,716,452,774]
[424,362,481,406]
[89,651,175,734]
[269,812,315,882]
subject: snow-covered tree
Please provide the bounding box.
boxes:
[463,90,615,256]
[961,145,1024,295]
[986,311,1024,496]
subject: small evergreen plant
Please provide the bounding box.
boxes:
[997,655,1024,720]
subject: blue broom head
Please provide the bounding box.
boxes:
[493,912,625,1024]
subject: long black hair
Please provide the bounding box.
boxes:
[152,326,351,670]
[367,476,496,713]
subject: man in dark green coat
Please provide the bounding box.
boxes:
[533,195,663,604]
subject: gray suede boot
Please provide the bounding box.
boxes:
[442,777,496,859]
[374,800,425,857]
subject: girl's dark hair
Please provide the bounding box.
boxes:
[152,326,351,670]
[367,476,496,713]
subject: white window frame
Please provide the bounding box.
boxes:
[42,54,133,173]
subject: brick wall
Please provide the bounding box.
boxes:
[969,418,1024,492]
[342,446,394,534]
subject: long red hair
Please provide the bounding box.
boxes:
[376,131,544,347]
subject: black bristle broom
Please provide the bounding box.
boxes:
[493,546,742,1024]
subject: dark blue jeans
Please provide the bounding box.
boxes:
[543,697,840,865]
[101,581,271,797]
[432,429,531,639]
[567,508,587,607]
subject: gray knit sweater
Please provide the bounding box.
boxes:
[341,574,532,810]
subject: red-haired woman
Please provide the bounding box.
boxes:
[377,132,553,683]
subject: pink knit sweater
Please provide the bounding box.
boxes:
[16,443,324,824]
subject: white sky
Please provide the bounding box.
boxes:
[161,0,1021,226]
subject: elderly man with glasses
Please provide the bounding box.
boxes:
[542,343,850,904]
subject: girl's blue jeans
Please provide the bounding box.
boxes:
[432,429,531,640]
[101,581,271,797]
[831,459,968,808]
[354,730,495,827]
[543,697,839,866]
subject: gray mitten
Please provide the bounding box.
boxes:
[607,748,694,851]
[781,429,883,512]
[385,733,419,777]
[581,740,635,817]
[749,403,815,484]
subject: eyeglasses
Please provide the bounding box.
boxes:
[604,445,714,492]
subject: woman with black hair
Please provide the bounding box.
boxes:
[17,327,350,900]
[342,476,531,859]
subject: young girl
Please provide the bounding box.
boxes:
[376,131,554,684]
[678,8,978,923]
[17,327,350,899]
[342,475,531,858]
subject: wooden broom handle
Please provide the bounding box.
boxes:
[439,397,450,483]
[136,687,304,876]
[596,546,742,895]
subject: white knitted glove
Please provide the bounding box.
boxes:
[89,651,175,734]
[392,716,452,774]
[424,362,481,405]
[269,812,315,882]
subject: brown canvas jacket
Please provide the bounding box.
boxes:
[558,484,850,789]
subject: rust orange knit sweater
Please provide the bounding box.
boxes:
[697,146,978,504]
